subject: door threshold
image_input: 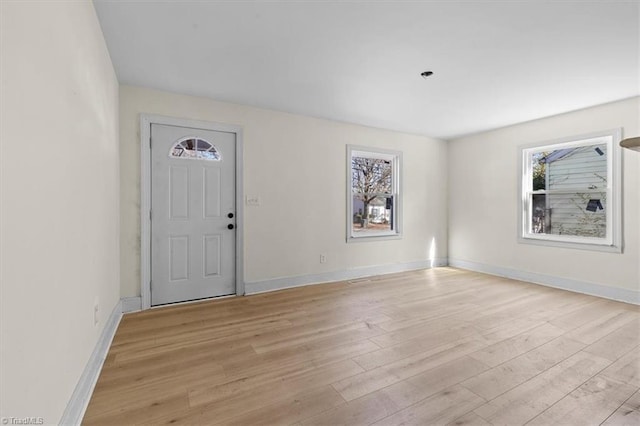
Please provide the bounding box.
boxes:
[151,293,237,309]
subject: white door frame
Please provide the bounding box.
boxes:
[140,113,245,310]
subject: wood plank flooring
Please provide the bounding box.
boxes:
[83,267,640,425]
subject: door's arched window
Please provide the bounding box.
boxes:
[170,137,221,161]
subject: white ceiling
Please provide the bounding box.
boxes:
[94,1,640,139]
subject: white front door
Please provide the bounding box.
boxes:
[151,123,236,306]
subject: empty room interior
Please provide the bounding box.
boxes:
[2,1,640,425]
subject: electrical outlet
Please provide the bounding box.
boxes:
[320,254,327,264]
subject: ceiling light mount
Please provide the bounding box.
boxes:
[421,70,434,79]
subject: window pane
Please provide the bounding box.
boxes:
[170,138,221,161]
[182,139,196,152]
[197,139,212,151]
[531,152,548,190]
[352,157,392,195]
[536,144,607,191]
[352,195,393,235]
[530,193,606,238]
[198,150,220,160]
[531,193,547,233]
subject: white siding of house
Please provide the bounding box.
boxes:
[548,144,607,237]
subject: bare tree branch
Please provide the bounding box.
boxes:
[352,157,392,219]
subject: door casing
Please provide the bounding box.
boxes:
[140,114,244,310]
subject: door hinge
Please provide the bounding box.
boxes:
[149,210,152,220]
[149,136,152,148]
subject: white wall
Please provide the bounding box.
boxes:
[120,85,448,297]
[0,1,120,423]
[448,97,640,302]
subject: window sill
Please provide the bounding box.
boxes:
[518,236,622,253]
[347,233,402,243]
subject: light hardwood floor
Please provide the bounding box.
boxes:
[83,268,640,425]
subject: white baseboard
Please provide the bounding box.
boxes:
[121,296,142,313]
[59,300,123,425]
[449,258,640,305]
[245,258,448,295]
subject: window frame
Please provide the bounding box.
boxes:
[346,145,403,243]
[518,129,622,252]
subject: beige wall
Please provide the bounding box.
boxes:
[0,1,120,423]
[448,97,640,297]
[120,85,449,297]
[3,3,634,420]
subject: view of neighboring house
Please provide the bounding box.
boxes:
[535,144,607,238]
[353,197,391,225]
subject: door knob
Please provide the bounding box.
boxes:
[228,213,234,219]
[228,224,235,230]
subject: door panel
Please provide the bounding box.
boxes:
[203,235,221,277]
[203,167,221,218]
[151,124,236,306]
[169,236,189,281]
[170,166,189,219]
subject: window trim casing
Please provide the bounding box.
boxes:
[346,145,403,243]
[517,128,622,253]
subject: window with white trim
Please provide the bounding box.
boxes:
[347,146,402,241]
[520,130,621,251]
